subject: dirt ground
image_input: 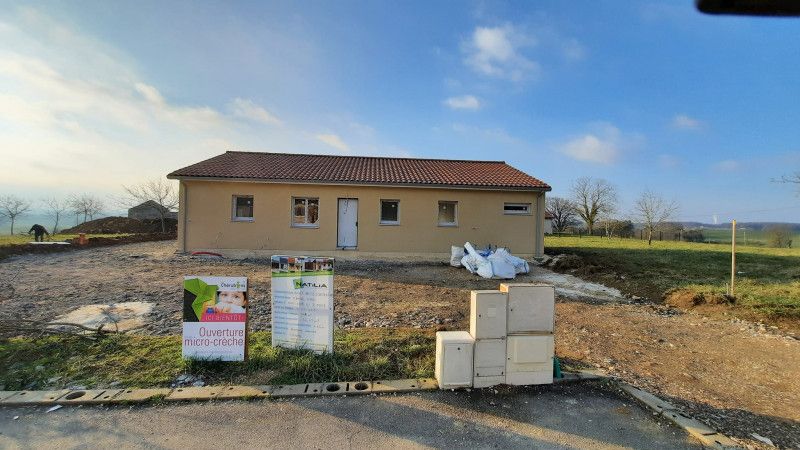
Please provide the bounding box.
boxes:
[1,241,798,447]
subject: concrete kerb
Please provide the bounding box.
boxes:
[618,382,741,449]
[0,371,609,407]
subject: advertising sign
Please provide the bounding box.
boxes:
[270,256,334,354]
[182,276,248,361]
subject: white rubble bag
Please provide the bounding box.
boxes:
[459,242,529,279]
[450,246,465,267]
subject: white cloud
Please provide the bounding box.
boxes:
[229,97,283,126]
[444,95,481,111]
[672,114,704,130]
[315,134,350,152]
[713,160,740,172]
[463,24,539,82]
[559,122,643,165]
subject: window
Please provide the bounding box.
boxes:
[504,203,531,215]
[438,201,457,226]
[292,197,319,227]
[380,200,399,225]
[232,195,254,221]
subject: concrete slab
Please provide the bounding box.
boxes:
[51,301,154,332]
[1,390,70,405]
[345,381,372,395]
[271,384,310,398]
[111,388,172,403]
[165,386,222,402]
[371,378,424,393]
[56,390,123,405]
[620,383,675,414]
[311,382,348,396]
[415,378,438,390]
[215,385,270,400]
[0,391,20,401]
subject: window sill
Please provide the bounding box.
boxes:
[379,222,400,226]
[292,224,320,229]
[232,218,255,222]
[438,223,458,228]
[503,213,532,216]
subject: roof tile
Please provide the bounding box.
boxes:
[168,151,550,190]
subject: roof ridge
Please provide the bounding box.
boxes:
[224,150,506,165]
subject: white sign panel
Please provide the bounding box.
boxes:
[182,276,248,361]
[270,256,334,354]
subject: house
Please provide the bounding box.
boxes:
[544,212,554,234]
[128,200,178,221]
[167,151,551,258]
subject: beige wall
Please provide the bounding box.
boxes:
[178,180,545,258]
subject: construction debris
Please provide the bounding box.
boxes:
[455,242,529,279]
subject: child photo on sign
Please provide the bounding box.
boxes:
[214,290,247,313]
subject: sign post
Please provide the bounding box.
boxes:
[730,220,736,296]
[271,256,334,354]
[182,276,249,361]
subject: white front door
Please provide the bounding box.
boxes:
[337,198,358,248]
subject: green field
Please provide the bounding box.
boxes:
[545,235,800,322]
[0,233,130,247]
[0,329,435,390]
[700,227,800,246]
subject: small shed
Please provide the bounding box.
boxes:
[128,200,177,221]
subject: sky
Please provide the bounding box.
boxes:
[1,0,799,223]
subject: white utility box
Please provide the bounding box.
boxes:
[435,331,475,389]
[505,334,554,385]
[473,338,506,388]
[500,283,555,334]
[469,290,507,340]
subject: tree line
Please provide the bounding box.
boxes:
[0,178,178,235]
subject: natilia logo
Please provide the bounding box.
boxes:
[293,278,328,289]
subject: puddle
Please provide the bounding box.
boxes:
[51,301,154,332]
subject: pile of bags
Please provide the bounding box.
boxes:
[451,242,530,279]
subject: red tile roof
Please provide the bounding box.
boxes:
[168,151,550,191]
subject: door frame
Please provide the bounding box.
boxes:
[336,198,358,249]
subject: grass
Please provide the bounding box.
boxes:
[0,329,435,390]
[0,233,131,247]
[701,228,800,246]
[545,235,800,320]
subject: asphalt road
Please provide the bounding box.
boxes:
[0,382,703,449]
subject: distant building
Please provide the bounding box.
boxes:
[128,200,177,221]
[544,212,554,234]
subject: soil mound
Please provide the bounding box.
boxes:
[62,217,177,234]
[665,288,733,308]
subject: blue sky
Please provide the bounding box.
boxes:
[1,1,799,222]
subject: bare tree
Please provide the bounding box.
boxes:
[42,197,70,234]
[634,190,679,246]
[775,172,800,194]
[571,177,618,235]
[70,194,104,224]
[121,179,178,232]
[545,197,578,233]
[0,195,32,234]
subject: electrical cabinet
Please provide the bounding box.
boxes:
[469,290,507,340]
[500,283,555,333]
[505,335,554,385]
[435,331,474,389]
[473,338,506,388]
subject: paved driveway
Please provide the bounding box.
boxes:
[0,382,702,449]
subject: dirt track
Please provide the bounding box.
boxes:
[1,241,798,447]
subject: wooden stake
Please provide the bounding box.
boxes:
[730,220,736,296]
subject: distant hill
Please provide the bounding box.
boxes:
[675,222,800,231]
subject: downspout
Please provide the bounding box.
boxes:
[535,192,545,257]
[180,180,188,253]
